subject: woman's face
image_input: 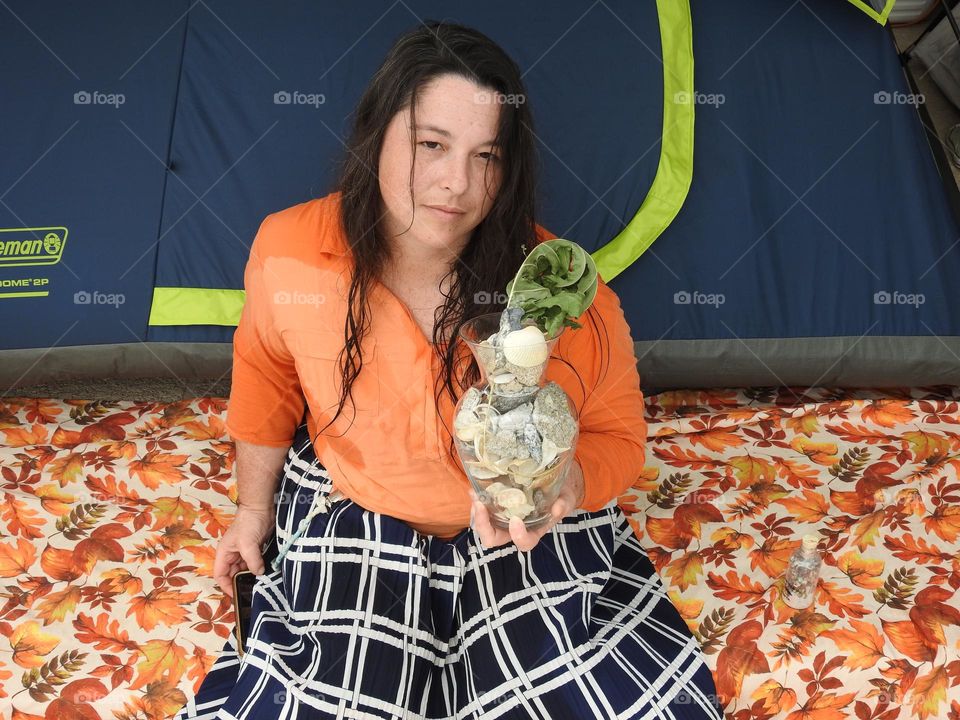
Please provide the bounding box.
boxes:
[378,73,503,263]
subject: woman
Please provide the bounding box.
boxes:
[175,21,723,720]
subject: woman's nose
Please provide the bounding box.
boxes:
[440,154,470,194]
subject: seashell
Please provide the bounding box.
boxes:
[500,502,535,520]
[496,487,529,509]
[491,372,516,384]
[502,326,549,368]
[465,462,501,480]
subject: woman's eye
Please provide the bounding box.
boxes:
[478,152,500,162]
[420,141,441,150]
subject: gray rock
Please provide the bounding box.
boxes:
[533,382,577,447]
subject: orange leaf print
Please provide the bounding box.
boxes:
[715,621,770,706]
[77,412,136,443]
[836,551,885,589]
[673,490,724,539]
[710,526,755,551]
[773,458,823,490]
[129,450,189,489]
[73,523,132,574]
[33,484,74,516]
[46,678,109,718]
[9,620,59,668]
[885,533,950,564]
[750,538,796,579]
[198,501,232,537]
[785,691,857,720]
[829,489,876,517]
[776,489,829,523]
[128,588,200,631]
[707,570,768,603]
[823,619,885,669]
[790,437,839,465]
[141,678,189,719]
[850,510,885,551]
[689,429,745,452]
[646,516,691,550]
[35,584,81,624]
[100,567,144,595]
[20,397,62,424]
[785,412,820,438]
[728,455,776,488]
[904,430,952,463]
[130,638,188,691]
[666,551,703,592]
[667,590,704,621]
[912,664,948,720]
[0,537,37,577]
[0,493,44,539]
[911,586,960,649]
[882,620,937,663]
[186,646,217,693]
[817,581,868,619]
[863,399,915,427]
[48,451,85,486]
[1,423,48,447]
[40,545,83,582]
[11,707,44,720]
[181,416,226,440]
[72,611,134,652]
[752,679,798,715]
[924,505,960,543]
[152,495,199,530]
[186,545,217,577]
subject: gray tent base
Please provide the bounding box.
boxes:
[2,337,958,399]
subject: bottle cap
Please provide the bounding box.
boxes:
[801,534,819,550]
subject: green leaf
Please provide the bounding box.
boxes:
[505,238,598,335]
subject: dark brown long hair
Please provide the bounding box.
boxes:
[315,20,595,466]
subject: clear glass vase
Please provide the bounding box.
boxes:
[453,311,580,531]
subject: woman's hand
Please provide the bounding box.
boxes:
[213,505,276,599]
[470,460,586,552]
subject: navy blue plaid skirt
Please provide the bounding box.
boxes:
[175,423,723,719]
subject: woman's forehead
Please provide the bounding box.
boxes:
[409,75,501,143]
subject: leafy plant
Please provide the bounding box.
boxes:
[505,238,598,336]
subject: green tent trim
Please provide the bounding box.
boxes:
[148,286,245,326]
[591,0,694,282]
[847,0,897,25]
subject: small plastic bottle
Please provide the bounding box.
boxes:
[782,534,822,609]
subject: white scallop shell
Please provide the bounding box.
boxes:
[502,326,549,367]
[496,487,529,509]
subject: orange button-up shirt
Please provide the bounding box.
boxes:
[225,191,647,539]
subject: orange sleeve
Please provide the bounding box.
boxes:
[224,214,305,447]
[571,277,648,511]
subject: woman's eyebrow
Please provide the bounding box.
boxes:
[414,124,496,147]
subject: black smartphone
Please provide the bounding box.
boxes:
[231,534,279,657]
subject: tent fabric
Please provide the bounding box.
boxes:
[2,0,957,391]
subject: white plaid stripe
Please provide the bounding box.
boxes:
[175,428,723,719]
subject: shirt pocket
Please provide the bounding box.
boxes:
[281,329,380,428]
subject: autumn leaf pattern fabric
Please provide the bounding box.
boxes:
[1,387,960,718]
[625,385,960,720]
